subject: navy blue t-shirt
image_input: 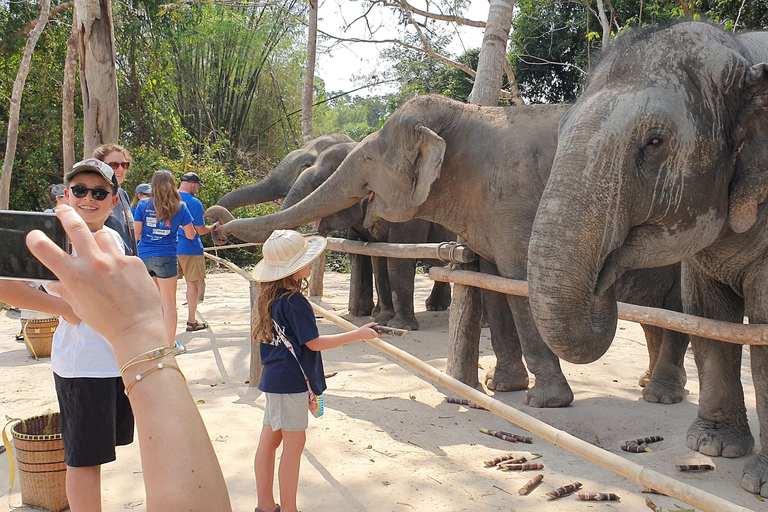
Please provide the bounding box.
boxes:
[258,291,326,395]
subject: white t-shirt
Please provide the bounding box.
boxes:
[48,226,125,378]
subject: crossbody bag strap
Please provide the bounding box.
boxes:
[118,189,138,256]
[273,320,314,391]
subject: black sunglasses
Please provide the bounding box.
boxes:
[70,184,111,201]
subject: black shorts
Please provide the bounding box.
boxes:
[53,374,134,467]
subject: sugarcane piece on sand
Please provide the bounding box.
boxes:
[446,397,488,410]
[622,442,653,453]
[518,474,543,495]
[676,464,715,472]
[483,454,526,467]
[497,462,543,471]
[577,492,620,501]
[479,427,532,443]
[624,435,663,445]
[645,496,663,511]
[546,481,582,500]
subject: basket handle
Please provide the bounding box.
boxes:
[21,321,38,360]
[3,417,20,492]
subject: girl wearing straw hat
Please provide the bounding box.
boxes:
[252,230,378,512]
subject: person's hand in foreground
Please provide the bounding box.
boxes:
[26,205,232,512]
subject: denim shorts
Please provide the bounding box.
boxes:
[142,255,178,279]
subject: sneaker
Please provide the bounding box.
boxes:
[174,341,187,354]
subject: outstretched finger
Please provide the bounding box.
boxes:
[93,229,123,256]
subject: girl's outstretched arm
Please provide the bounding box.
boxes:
[26,205,232,512]
[305,322,379,351]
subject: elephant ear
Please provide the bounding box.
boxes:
[410,125,446,207]
[729,63,768,233]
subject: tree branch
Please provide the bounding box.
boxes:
[19,1,73,37]
[371,0,486,28]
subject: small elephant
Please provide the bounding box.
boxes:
[283,163,453,330]
[210,94,689,406]
[527,22,768,496]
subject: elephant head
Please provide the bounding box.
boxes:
[214,133,353,211]
[212,96,449,241]
[527,22,768,364]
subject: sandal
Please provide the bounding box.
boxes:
[186,320,208,332]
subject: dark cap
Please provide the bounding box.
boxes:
[64,159,119,194]
[135,183,152,195]
[181,172,202,184]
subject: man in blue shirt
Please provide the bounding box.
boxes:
[178,172,217,331]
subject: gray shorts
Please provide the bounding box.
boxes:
[263,392,308,431]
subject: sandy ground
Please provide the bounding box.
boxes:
[0,270,764,512]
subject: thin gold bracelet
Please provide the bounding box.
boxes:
[120,345,181,374]
[124,362,185,396]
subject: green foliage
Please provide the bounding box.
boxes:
[313,94,390,141]
[511,0,768,104]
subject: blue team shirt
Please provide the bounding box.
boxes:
[178,192,205,255]
[134,199,193,258]
[258,291,325,395]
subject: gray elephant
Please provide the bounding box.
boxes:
[213,94,689,406]
[209,141,453,329]
[283,157,453,329]
[215,133,353,211]
[526,22,768,495]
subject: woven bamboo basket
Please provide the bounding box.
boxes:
[21,318,59,359]
[11,412,68,512]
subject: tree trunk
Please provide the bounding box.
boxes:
[0,0,51,209]
[74,0,119,156]
[597,0,611,49]
[301,0,317,143]
[62,23,78,175]
[447,0,515,387]
[467,0,515,106]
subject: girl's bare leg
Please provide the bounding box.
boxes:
[278,429,306,512]
[155,276,179,345]
[255,425,283,512]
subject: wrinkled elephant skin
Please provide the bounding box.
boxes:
[527,22,768,496]
[213,94,689,409]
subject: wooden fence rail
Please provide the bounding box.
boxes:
[429,266,768,346]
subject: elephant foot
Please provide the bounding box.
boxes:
[686,418,754,458]
[388,315,419,331]
[425,293,451,311]
[524,376,573,408]
[638,368,651,388]
[485,364,529,392]
[374,308,395,326]
[641,371,687,405]
[741,453,768,496]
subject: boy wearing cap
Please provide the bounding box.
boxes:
[41,160,135,511]
[177,172,217,331]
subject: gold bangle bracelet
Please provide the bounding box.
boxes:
[124,362,185,396]
[120,345,181,374]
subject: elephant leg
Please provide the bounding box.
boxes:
[372,256,395,325]
[387,257,420,330]
[739,270,768,496]
[639,324,688,404]
[426,279,452,311]
[348,253,374,317]
[504,295,572,407]
[683,262,752,459]
[482,288,528,392]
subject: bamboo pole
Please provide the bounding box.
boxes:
[429,267,768,346]
[309,301,754,512]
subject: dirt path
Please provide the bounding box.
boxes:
[0,271,761,511]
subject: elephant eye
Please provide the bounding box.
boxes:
[645,136,663,147]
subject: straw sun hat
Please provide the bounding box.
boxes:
[252,230,327,282]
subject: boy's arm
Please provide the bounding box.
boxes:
[0,280,79,324]
[305,322,378,351]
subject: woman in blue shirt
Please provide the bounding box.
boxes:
[134,170,195,346]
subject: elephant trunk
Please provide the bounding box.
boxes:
[528,149,627,364]
[216,150,312,210]
[219,167,365,241]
